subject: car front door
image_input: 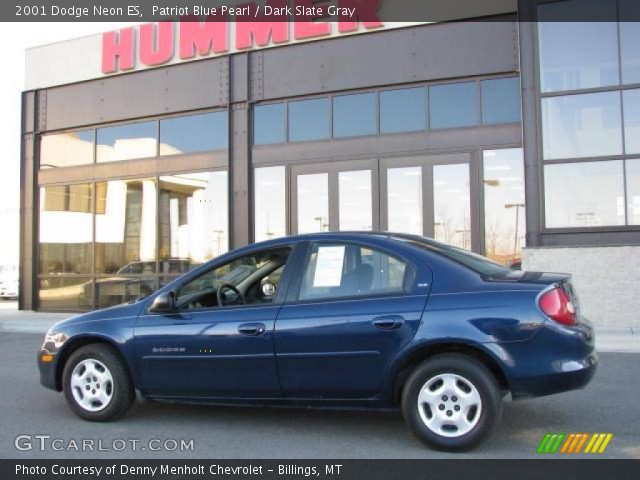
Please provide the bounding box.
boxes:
[134,245,299,399]
[274,241,431,398]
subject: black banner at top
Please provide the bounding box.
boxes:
[3,0,640,22]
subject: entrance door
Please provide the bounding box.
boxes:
[381,153,480,252]
[291,159,379,234]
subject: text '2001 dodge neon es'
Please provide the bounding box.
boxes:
[38,233,597,450]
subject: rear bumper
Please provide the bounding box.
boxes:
[489,318,599,399]
[510,352,598,398]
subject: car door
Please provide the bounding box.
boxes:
[134,245,300,399]
[274,240,431,398]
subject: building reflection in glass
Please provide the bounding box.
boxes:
[433,164,471,250]
[40,130,94,169]
[254,166,286,242]
[339,170,373,231]
[39,184,93,275]
[483,149,526,266]
[159,171,229,272]
[628,159,640,225]
[544,160,624,228]
[387,167,423,235]
[297,173,329,233]
[95,178,157,274]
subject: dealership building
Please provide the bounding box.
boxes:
[19,0,640,328]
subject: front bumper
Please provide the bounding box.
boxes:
[38,348,63,391]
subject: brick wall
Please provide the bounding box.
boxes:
[522,246,640,329]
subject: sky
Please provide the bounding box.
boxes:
[0,22,137,271]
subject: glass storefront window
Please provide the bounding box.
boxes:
[333,92,377,138]
[254,103,286,145]
[429,82,478,130]
[254,166,287,242]
[95,178,157,274]
[39,277,93,311]
[627,159,640,225]
[39,184,93,275]
[297,173,329,233]
[387,167,422,235]
[97,121,157,163]
[483,149,526,266]
[542,91,623,160]
[544,160,625,228]
[481,77,521,125]
[624,89,640,154]
[95,277,157,309]
[619,0,640,84]
[433,164,471,249]
[380,87,426,134]
[538,1,619,92]
[288,98,330,142]
[159,171,228,272]
[160,111,227,155]
[40,130,94,169]
[339,170,373,231]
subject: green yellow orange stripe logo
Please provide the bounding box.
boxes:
[537,433,565,453]
[537,433,613,454]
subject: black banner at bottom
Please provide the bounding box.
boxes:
[3,459,640,480]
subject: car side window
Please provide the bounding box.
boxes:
[299,243,408,301]
[175,247,291,309]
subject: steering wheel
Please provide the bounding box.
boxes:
[217,283,245,306]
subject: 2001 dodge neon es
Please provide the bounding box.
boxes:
[38,233,597,450]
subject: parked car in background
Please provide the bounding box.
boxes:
[38,233,597,450]
[78,259,194,309]
[0,278,18,300]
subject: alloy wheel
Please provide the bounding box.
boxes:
[70,359,114,412]
[416,373,482,438]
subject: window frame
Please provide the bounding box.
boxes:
[251,74,520,147]
[288,240,415,305]
[533,1,640,234]
[38,107,229,170]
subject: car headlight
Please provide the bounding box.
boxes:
[42,328,68,351]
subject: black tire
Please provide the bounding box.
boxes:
[62,344,135,422]
[401,354,503,451]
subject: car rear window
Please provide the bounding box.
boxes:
[392,235,510,277]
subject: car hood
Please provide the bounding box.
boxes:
[49,301,143,331]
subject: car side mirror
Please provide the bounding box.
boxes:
[149,292,175,313]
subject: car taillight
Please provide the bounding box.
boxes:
[539,287,576,326]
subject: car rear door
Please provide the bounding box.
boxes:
[274,240,431,398]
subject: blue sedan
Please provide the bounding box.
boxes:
[38,233,597,450]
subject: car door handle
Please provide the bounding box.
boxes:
[238,323,266,336]
[372,316,405,330]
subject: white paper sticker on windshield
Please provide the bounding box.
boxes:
[313,245,346,287]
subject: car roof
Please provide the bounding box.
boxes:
[235,231,441,252]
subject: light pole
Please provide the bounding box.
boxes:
[505,203,525,260]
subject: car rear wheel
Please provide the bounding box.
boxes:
[401,354,502,451]
[62,344,134,421]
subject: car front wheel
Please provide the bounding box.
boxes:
[62,344,134,421]
[401,353,503,451]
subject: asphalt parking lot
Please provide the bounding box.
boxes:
[1,332,638,459]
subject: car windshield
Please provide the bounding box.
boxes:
[392,234,510,277]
